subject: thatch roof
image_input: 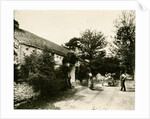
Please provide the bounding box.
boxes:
[14,28,69,56]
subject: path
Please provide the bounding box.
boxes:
[53,80,135,110]
[16,80,135,110]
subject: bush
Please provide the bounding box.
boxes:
[14,82,40,103]
[20,50,67,96]
[63,52,77,65]
[14,64,20,82]
[28,73,66,96]
[55,66,65,80]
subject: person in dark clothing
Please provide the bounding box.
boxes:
[120,72,126,91]
[67,72,72,89]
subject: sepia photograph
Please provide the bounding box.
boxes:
[14,10,135,110]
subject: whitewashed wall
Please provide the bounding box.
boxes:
[18,44,64,67]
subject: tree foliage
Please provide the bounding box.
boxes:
[64,37,81,51]
[91,57,121,78]
[63,52,78,65]
[20,50,55,80]
[20,50,67,96]
[114,11,135,74]
[75,62,90,82]
[65,29,106,65]
[79,29,106,61]
[65,29,107,81]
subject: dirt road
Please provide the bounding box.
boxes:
[16,80,135,110]
[53,81,135,110]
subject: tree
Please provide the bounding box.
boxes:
[20,49,67,96]
[65,29,106,81]
[64,37,81,51]
[79,29,106,61]
[91,56,121,78]
[65,29,106,64]
[114,11,135,75]
[20,49,55,80]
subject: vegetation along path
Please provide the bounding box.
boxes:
[16,80,135,110]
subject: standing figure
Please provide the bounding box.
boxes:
[88,72,94,90]
[67,72,72,89]
[120,72,126,91]
[96,73,101,81]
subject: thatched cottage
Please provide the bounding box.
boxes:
[14,20,69,67]
[14,20,75,81]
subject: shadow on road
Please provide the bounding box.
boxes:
[126,88,135,92]
[15,88,79,109]
[92,87,104,91]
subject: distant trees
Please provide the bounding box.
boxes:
[91,57,120,75]
[65,29,107,81]
[114,11,135,75]
[80,29,106,61]
[65,29,106,66]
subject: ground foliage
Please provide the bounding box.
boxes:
[14,82,40,104]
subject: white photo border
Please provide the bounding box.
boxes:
[0,0,150,119]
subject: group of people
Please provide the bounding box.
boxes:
[66,69,127,91]
[87,71,127,91]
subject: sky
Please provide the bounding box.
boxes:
[14,10,122,45]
